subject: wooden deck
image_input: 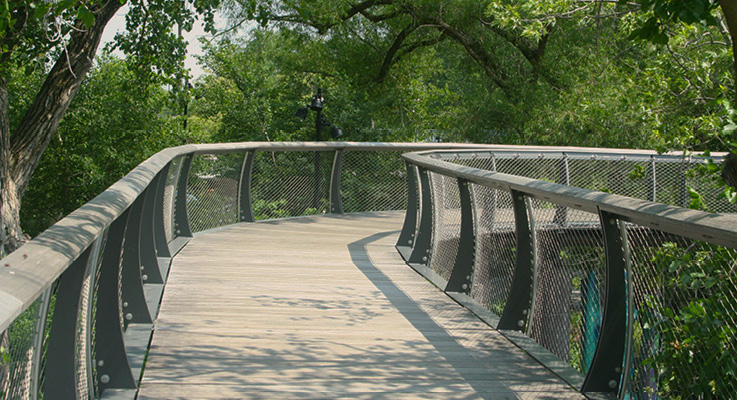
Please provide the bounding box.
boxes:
[137,211,584,399]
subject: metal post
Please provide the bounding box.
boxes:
[238,150,256,222]
[445,178,476,293]
[43,244,94,398]
[153,164,172,258]
[329,149,344,214]
[553,155,570,226]
[95,210,136,393]
[396,162,419,259]
[140,180,164,284]
[407,168,434,266]
[649,156,657,202]
[120,194,152,330]
[582,209,627,394]
[498,190,535,331]
[30,287,52,400]
[174,154,193,238]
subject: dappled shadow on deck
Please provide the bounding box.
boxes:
[137,212,583,399]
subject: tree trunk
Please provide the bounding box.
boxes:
[0,0,123,255]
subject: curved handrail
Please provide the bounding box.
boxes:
[3,141,695,332]
[399,148,736,397]
[0,140,729,400]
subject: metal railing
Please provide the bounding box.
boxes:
[0,141,733,399]
[397,149,737,398]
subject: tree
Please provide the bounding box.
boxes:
[0,0,219,254]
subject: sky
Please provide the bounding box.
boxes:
[100,4,221,79]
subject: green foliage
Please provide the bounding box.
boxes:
[20,55,192,237]
[644,242,737,398]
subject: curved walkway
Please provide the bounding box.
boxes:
[137,212,584,399]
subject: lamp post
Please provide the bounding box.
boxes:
[294,88,343,210]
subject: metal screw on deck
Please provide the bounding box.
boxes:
[295,88,343,209]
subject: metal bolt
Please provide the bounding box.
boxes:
[591,154,597,160]
[608,380,617,389]
[522,309,528,315]
[97,360,104,367]
[465,275,471,280]
[142,274,148,281]
[123,302,129,308]
[461,284,468,290]
[422,256,428,262]
[538,153,544,159]
[426,249,430,253]
[140,266,145,271]
[411,233,415,237]
[621,155,627,160]
[125,313,133,321]
[610,219,616,225]
[176,229,181,234]
[407,240,413,245]
[615,367,622,373]
[100,375,110,384]
[517,320,525,327]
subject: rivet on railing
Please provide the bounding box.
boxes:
[465,275,471,280]
[615,367,622,373]
[514,153,520,159]
[411,233,415,237]
[426,249,430,253]
[461,284,468,290]
[609,219,616,225]
[621,155,627,160]
[472,153,478,158]
[591,154,597,160]
[125,313,133,321]
[538,153,544,159]
[101,375,110,384]
[517,320,525,327]
[123,302,128,308]
[142,274,148,281]
[140,266,145,271]
[522,309,528,315]
[608,380,617,389]
[407,240,413,245]
[97,360,104,367]
[422,256,428,262]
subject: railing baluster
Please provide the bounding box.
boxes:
[174,154,193,239]
[43,244,94,398]
[30,286,52,400]
[121,194,152,329]
[581,209,627,394]
[330,149,344,214]
[95,210,136,393]
[396,162,419,260]
[238,150,256,222]
[498,190,535,331]
[445,178,475,293]
[407,167,433,266]
[140,180,164,284]
[154,164,172,258]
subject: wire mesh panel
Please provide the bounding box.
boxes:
[451,155,497,171]
[86,231,108,399]
[341,151,407,212]
[469,185,516,317]
[527,199,604,374]
[1,295,46,399]
[428,172,461,281]
[568,156,652,199]
[624,227,737,399]
[496,155,566,183]
[186,153,244,233]
[251,151,331,220]
[163,157,184,242]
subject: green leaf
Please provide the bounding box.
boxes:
[78,6,95,28]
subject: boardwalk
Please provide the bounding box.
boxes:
[137,211,584,399]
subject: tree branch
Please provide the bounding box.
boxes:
[376,23,417,83]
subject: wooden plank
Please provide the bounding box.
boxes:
[138,211,584,399]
